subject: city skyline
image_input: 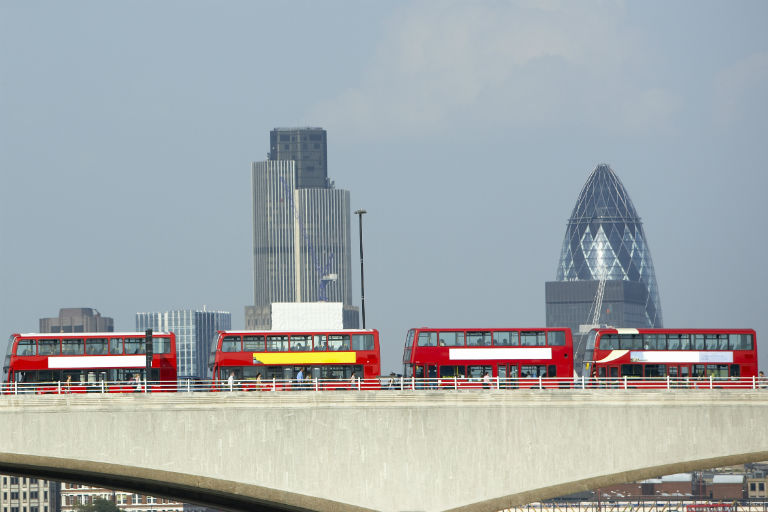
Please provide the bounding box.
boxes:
[1,1,767,374]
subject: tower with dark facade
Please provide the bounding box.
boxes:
[546,164,663,367]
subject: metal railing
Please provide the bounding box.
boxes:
[1,376,766,395]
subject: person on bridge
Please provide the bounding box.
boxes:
[759,370,767,389]
[227,371,235,391]
[296,367,305,390]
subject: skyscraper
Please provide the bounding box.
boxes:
[246,128,358,329]
[136,308,231,381]
[39,307,113,333]
[546,164,663,366]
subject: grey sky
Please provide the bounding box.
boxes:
[2,1,766,374]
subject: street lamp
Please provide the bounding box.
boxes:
[354,209,367,329]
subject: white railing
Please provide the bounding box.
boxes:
[0,376,765,395]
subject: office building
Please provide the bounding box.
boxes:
[136,308,231,381]
[246,128,359,329]
[39,308,113,333]
[0,475,58,512]
[546,164,663,366]
[60,484,214,512]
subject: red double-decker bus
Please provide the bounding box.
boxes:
[3,332,177,392]
[583,328,758,385]
[209,329,381,390]
[402,327,574,387]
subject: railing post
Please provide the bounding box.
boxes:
[581,376,585,390]
[100,380,105,394]
[187,380,190,393]
[315,378,319,392]
[709,375,713,390]
[623,376,627,390]
[14,381,17,395]
[272,377,276,391]
[753,375,757,390]
[667,375,670,390]
[144,377,148,394]
[411,376,415,391]
[496,376,500,390]
[454,376,458,390]
[58,381,61,394]
[538,376,543,389]
[356,377,361,391]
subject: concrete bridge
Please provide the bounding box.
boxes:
[0,390,766,512]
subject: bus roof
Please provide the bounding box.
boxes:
[14,332,173,337]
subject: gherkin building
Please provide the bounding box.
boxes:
[546,164,663,349]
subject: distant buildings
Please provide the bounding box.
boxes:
[39,308,113,333]
[545,164,663,368]
[245,127,359,329]
[136,308,231,381]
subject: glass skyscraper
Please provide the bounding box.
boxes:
[136,309,231,381]
[546,164,663,364]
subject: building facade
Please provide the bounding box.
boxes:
[136,309,231,381]
[59,483,214,512]
[0,475,58,512]
[246,128,358,329]
[546,164,663,367]
[39,308,113,333]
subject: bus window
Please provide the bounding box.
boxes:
[352,334,374,351]
[414,365,425,378]
[62,339,84,355]
[693,335,705,350]
[313,335,328,351]
[85,338,108,355]
[547,365,556,377]
[467,332,491,346]
[266,335,288,352]
[668,335,682,350]
[405,330,415,348]
[619,335,642,350]
[717,334,728,350]
[679,335,691,350]
[439,365,465,378]
[38,339,59,356]
[521,331,545,346]
[17,339,36,356]
[621,364,642,377]
[154,337,171,354]
[693,365,706,377]
[109,338,123,355]
[221,336,241,352]
[521,365,546,377]
[708,364,729,378]
[328,335,350,351]
[645,364,666,377]
[243,335,265,351]
[417,331,437,347]
[290,335,311,352]
[730,365,740,377]
[494,331,519,346]
[467,365,491,379]
[124,338,145,354]
[601,334,618,350]
[438,331,464,346]
[547,331,565,346]
[705,335,718,350]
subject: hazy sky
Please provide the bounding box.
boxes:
[2,1,767,374]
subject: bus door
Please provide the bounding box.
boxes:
[427,365,437,388]
[499,364,518,388]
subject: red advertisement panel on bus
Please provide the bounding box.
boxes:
[3,332,177,392]
[209,329,381,390]
[402,327,574,387]
[583,328,758,384]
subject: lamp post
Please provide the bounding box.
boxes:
[354,209,367,328]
